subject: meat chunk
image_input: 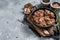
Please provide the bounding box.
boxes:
[46,20,52,25]
[39,17,47,26]
[39,17,44,22]
[45,9,50,15]
[34,10,44,17]
[33,15,39,23]
[45,16,50,21]
[39,10,44,13]
[34,12,40,17]
[24,8,31,14]
[43,30,50,36]
[50,12,55,18]
[39,10,44,17]
[39,21,47,26]
[51,19,55,23]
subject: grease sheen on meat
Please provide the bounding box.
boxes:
[33,9,55,27]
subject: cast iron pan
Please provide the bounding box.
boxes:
[29,7,57,28]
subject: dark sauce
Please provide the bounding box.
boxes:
[43,0,50,3]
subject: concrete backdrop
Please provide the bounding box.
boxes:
[0,0,60,40]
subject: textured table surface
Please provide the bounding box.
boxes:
[0,0,60,40]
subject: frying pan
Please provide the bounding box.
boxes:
[29,7,57,28]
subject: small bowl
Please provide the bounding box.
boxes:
[41,0,52,5]
[50,2,60,9]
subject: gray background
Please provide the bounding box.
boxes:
[0,0,60,40]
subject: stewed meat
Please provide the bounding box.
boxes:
[33,9,55,27]
[24,3,37,14]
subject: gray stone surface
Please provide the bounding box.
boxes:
[0,0,60,40]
